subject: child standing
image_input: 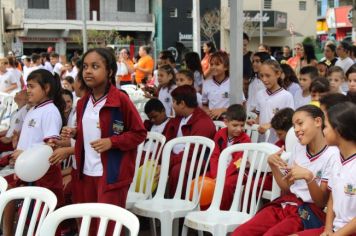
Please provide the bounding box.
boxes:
[327,66,345,94]
[294,66,318,109]
[75,48,146,235]
[233,105,338,236]
[254,60,294,143]
[208,104,251,210]
[296,102,356,235]
[346,65,356,93]
[157,64,176,117]
[280,63,301,97]
[184,52,204,93]
[0,58,18,93]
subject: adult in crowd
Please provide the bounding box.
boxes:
[134,45,154,85]
[335,41,354,74]
[287,42,304,74]
[201,41,216,78]
[300,43,318,68]
[320,43,338,68]
[278,46,292,64]
[116,48,134,86]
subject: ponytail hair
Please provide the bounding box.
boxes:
[27,69,66,125]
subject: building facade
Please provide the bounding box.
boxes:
[221,0,318,53]
[2,0,155,56]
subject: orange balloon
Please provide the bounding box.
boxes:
[190,176,216,207]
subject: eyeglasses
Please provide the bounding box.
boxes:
[294,47,302,50]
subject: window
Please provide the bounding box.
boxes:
[299,1,307,11]
[264,0,272,9]
[169,8,178,18]
[317,0,322,16]
[117,0,135,12]
[28,0,49,9]
[327,0,334,8]
[186,10,192,18]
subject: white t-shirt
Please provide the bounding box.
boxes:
[64,69,78,80]
[287,82,301,97]
[256,88,294,143]
[328,153,356,231]
[82,95,107,176]
[293,89,311,109]
[7,68,22,90]
[194,71,203,91]
[158,86,176,117]
[150,118,169,134]
[335,57,354,74]
[23,66,31,84]
[17,101,62,150]
[5,105,29,138]
[0,70,18,93]
[247,77,265,112]
[173,114,192,154]
[53,62,63,76]
[43,61,53,73]
[289,143,338,203]
[202,77,230,109]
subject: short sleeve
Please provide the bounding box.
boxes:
[201,82,209,105]
[322,152,337,183]
[41,108,62,140]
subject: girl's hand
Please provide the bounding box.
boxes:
[50,138,71,148]
[0,136,11,144]
[49,147,70,165]
[61,126,76,139]
[209,108,225,120]
[90,138,112,153]
[267,147,287,169]
[12,130,20,149]
[258,123,270,134]
[320,230,334,236]
[283,162,314,183]
[11,150,23,162]
[246,119,256,126]
[62,175,72,189]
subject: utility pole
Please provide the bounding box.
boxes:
[259,0,263,44]
[192,0,201,57]
[229,0,244,104]
[353,0,356,43]
[81,0,88,52]
[0,0,5,57]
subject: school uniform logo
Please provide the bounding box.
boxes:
[273,108,280,115]
[344,184,356,195]
[315,170,322,181]
[164,97,170,103]
[113,120,124,135]
[28,119,36,127]
[15,118,20,124]
[222,92,229,98]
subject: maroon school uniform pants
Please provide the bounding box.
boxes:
[82,175,129,236]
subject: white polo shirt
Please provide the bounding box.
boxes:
[328,153,356,231]
[82,95,107,176]
[256,88,294,143]
[293,89,311,109]
[158,85,176,117]
[53,62,63,76]
[289,143,338,203]
[202,77,230,109]
[17,100,62,150]
[5,105,29,138]
[43,61,53,73]
[0,70,18,93]
[286,82,301,97]
[247,77,265,113]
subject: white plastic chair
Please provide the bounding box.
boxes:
[182,143,275,236]
[285,127,299,153]
[0,176,8,193]
[132,136,215,236]
[0,186,57,236]
[126,131,166,209]
[245,124,270,143]
[39,203,140,236]
[213,120,226,131]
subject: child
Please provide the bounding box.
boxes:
[184,52,204,93]
[319,92,348,114]
[164,85,216,197]
[157,64,176,117]
[327,66,345,94]
[176,69,202,106]
[233,105,339,236]
[62,75,75,92]
[74,48,146,235]
[310,77,330,102]
[0,90,28,152]
[296,102,356,235]
[317,61,328,77]
[270,107,294,148]
[253,60,294,143]
[143,98,169,134]
[50,52,63,76]
[5,69,65,236]
[202,51,242,120]
[0,58,18,93]
[208,104,251,210]
[294,66,318,109]
[346,65,356,93]
[280,63,301,97]
[247,52,271,113]
[40,52,53,73]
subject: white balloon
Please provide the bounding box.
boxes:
[15,144,53,182]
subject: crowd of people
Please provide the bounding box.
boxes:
[0,32,355,235]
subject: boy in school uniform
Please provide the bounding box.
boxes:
[208,104,251,210]
[270,108,294,148]
[164,85,216,196]
[143,98,169,134]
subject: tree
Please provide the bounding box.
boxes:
[201,8,220,49]
[72,30,131,48]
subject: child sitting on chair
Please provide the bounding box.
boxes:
[208,104,251,210]
[271,108,295,148]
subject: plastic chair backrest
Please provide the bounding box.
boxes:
[154,136,215,204]
[285,127,298,153]
[209,143,274,215]
[0,94,15,122]
[39,203,140,236]
[0,176,8,193]
[129,131,166,196]
[213,120,226,131]
[0,186,57,236]
[245,124,270,143]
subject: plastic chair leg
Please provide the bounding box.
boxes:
[160,218,173,236]
[181,224,188,236]
[173,219,179,236]
[149,218,157,236]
